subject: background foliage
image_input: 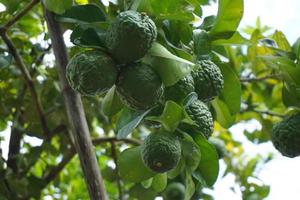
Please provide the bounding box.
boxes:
[0,0,300,199]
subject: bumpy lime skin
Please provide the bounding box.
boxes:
[209,137,227,159]
[185,100,214,138]
[116,62,163,110]
[191,60,224,102]
[141,133,181,173]
[271,114,300,158]
[66,50,118,96]
[164,75,195,104]
[164,182,185,200]
[106,10,157,64]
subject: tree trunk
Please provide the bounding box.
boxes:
[44,9,107,200]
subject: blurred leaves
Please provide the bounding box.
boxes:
[209,0,244,40]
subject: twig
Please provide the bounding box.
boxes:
[253,109,285,118]
[93,137,142,146]
[240,74,281,83]
[0,0,40,33]
[0,32,50,137]
[111,141,123,200]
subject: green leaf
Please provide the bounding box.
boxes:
[199,15,216,31]
[181,134,201,173]
[146,43,194,86]
[138,0,194,22]
[141,178,153,189]
[271,30,292,51]
[102,166,117,182]
[0,55,12,69]
[118,147,156,182]
[43,0,73,14]
[102,86,123,117]
[7,177,29,197]
[292,37,300,60]
[193,30,211,58]
[1,0,22,14]
[219,63,242,115]
[209,0,244,40]
[56,4,106,23]
[146,101,184,131]
[116,108,152,139]
[184,170,195,200]
[151,173,167,192]
[260,55,300,86]
[167,158,184,179]
[211,32,249,46]
[70,25,107,49]
[129,184,157,200]
[194,134,219,187]
[282,83,300,107]
[212,98,235,128]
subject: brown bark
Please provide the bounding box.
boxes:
[44,10,107,200]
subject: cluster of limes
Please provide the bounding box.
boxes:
[66,10,226,174]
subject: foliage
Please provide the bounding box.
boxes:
[0,0,300,199]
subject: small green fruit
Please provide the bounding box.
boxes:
[192,60,224,102]
[185,100,214,138]
[141,133,181,173]
[271,114,300,158]
[164,74,195,104]
[66,50,117,96]
[106,10,157,64]
[116,62,163,110]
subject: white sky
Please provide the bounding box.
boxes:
[204,0,300,43]
[1,1,300,200]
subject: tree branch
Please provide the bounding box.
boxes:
[253,109,285,118]
[111,141,123,200]
[0,0,40,33]
[92,137,142,146]
[7,85,26,172]
[240,74,281,83]
[44,9,107,200]
[0,32,50,137]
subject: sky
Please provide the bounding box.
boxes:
[1,1,300,200]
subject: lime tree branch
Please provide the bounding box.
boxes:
[0,32,50,137]
[253,109,285,118]
[44,9,107,200]
[7,85,27,172]
[111,141,123,200]
[92,137,142,146]
[240,74,281,83]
